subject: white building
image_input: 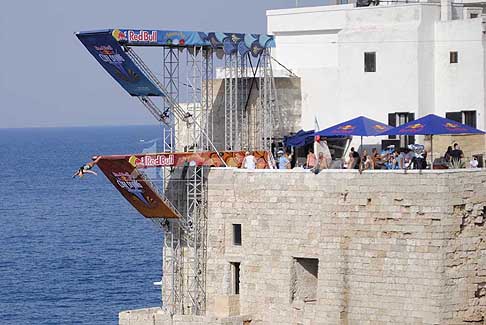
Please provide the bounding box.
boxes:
[267,1,486,147]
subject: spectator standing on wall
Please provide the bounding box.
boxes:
[278,150,291,170]
[242,151,257,170]
[321,139,332,167]
[444,146,453,163]
[469,156,479,168]
[451,143,464,164]
[315,136,332,166]
[312,152,327,174]
[361,149,374,170]
[371,148,383,169]
[306,149,317,169]
[350,147,360,169]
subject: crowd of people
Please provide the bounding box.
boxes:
[269,139,480,172]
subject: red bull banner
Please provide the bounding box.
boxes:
[95,151,273,219]
[103,150,273,169]
[97,158,180,219]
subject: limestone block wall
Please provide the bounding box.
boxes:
[119,307,251,325]
[205,169,486,324]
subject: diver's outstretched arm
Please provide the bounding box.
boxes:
[84,170,98,176]
[92,156,102,165]
[86,156,101,168]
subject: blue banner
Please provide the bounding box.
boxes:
[111,29,275,57]
[77,31,164,97]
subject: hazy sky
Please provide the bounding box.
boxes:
[0,0,325,128]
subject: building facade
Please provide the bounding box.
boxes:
[267,2,486,138]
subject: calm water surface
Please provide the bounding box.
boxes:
[0,125,165,324]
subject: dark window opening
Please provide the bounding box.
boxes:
[231,262,240,295]
[388,112,415,146]
[470,13,479,18]
[364,52,376,72]
[464,111,477,128]
[446,111,462,123]
[233,224,242,246]
[446,110,477,128]
[290,257,318,303]
[450,51,458,64]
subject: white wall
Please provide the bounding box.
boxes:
[267,3,486,142]
[434,18,485,129]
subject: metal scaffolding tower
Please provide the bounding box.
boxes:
[76,29,281,319]
[120,44,279,317]
[260,48,279,151]
[162,46,180,153]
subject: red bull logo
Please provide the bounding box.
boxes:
[444,122,467,131]
[94,45,124,64]
[408,123,423,129]
[128,30,157,43]
[112,29,127,42]
[94,45,114,55]
[129,154,175,168]
[373,124,386,131]
[339,124,355,131]
[400,123,424,133]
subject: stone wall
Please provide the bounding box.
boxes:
[119,307,251,325]
[120,168,486,324]
[205,169,486,324]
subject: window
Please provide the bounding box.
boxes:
[364,52,376,72]
[388,112,415,146]
[290,257,318,303]
[470,13,479,18]
[233,224,242,246]
[450,51,458,64]
[446,110,477,128]
[464,111,477,128]
[231,262,240,295]
[446,111,462,123]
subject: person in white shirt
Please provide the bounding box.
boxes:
[469,156,479,168]
[314,136,332,168]
[242,151,257,170]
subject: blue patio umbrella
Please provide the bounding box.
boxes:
[284,129,315,147]
[315,116,392,137]
[314,116,392,152]
[379,114,485,168]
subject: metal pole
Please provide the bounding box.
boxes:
[430,135,434,170]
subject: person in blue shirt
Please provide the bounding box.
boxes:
[278,150,291,169]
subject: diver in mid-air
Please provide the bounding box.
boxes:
[73,156,101,178]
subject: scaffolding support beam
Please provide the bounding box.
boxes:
[125,45,280,318]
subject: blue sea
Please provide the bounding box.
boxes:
[0,125,166,324]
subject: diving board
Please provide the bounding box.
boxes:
[96,151,274,219]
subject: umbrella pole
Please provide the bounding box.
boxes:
[360,136,363,154]
[430,135,433,170]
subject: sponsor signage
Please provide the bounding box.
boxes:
[97,158,180,218]
[76,31,164,96]
[125,151,273,169]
